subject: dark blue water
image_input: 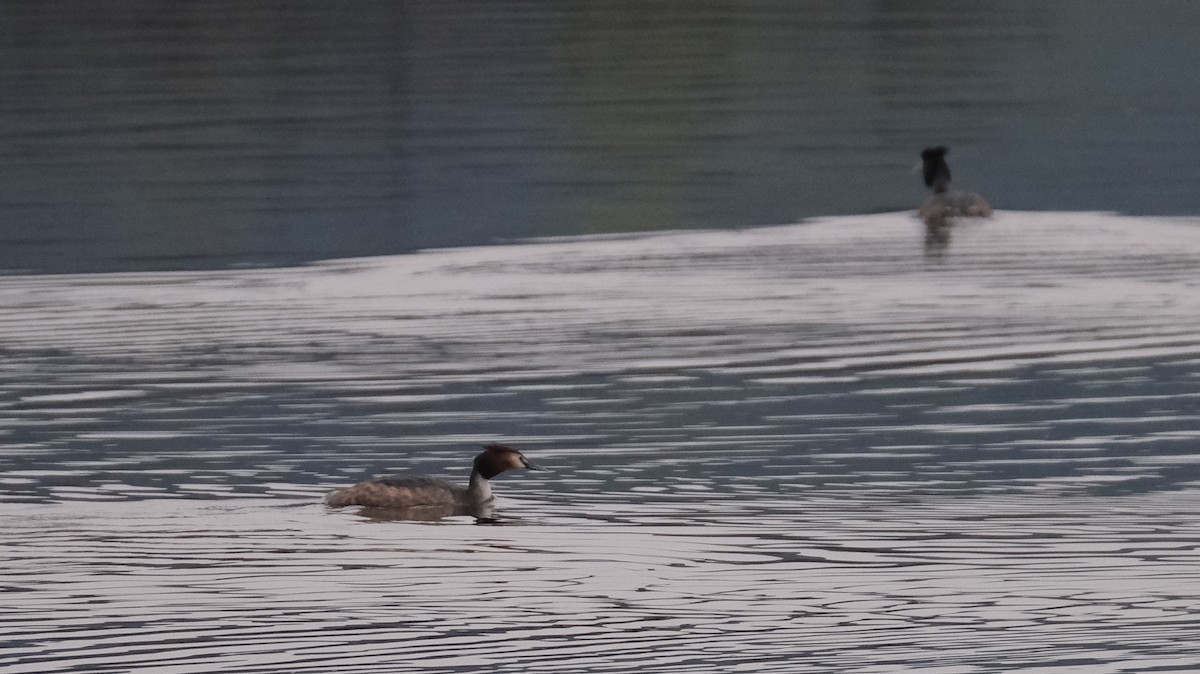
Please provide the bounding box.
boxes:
[2,0,1199,273]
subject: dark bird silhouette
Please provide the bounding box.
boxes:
[916,146,992,226]
[921,146,952,194]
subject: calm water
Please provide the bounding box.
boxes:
[3,212,1200,672]
[2,1,1200,273]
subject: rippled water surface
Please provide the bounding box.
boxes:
[4,212,1200,672]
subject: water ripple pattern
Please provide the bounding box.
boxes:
[3,212,1200,672]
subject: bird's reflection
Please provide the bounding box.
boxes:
[923,218,953,257]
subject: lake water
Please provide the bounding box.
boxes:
[3,211,1200,672]
[4,2,1200,671]
[3,1,1200,273]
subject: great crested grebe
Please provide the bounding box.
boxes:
[325,444,542,517]
[917,146,992,225]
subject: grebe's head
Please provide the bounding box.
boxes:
[474,444,543,479]
[920,146,948,161]
[919,146,951,194]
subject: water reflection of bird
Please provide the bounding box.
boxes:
[325,444,542,519]
[917,146,992,226]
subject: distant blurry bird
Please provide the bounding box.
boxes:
[921,146,953,194]
[916,146,992,226]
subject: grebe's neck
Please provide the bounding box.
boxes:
[466,470,493,504]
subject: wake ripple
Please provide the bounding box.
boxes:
[2,494,1199,673]
[3,211,1200,671]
